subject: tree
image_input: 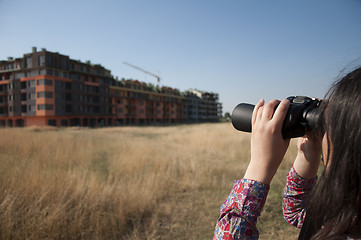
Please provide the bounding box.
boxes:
[224,112,231,121]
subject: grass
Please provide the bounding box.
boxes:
[0,123,301,239]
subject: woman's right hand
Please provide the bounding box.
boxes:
[244,98,291,184]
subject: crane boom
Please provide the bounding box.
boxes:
[123,61,160,85]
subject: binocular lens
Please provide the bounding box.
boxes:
[231,103,254,133]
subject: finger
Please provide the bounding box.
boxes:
[256,106,264,124]
[252,99,264,126]
[262,99,281,120]
[272,99,291,129]
[297,136,308,149]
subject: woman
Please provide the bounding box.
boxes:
[213,67,361,240]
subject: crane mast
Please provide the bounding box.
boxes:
[123,61,160,85]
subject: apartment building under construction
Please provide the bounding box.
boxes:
[0,47,222,127]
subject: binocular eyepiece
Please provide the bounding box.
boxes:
[231,96,324,138]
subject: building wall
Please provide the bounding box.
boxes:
[183,89,222,122]
[110,83,184,125]
[0,48,221,127]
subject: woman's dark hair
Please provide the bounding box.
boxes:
[308,67,361,239]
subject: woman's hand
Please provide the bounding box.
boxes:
[244,98,291,184]
[293,135,322,179]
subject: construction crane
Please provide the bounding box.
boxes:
[123,61,161,86]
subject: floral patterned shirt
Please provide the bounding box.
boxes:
[282,166,317,228]
[213,179,269,240]
[213,167,317,240]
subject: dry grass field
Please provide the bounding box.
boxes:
[0,122,301,239]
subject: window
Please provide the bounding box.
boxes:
[61,120,68,126]
[55,92,64,99]
[28,93,35,100]
[39,55,45,66]
[65,82,71,90]
[21,93,27,101]
[48,120,56,126]
[26,57,32,68]
[37,92,53,98]
[46,55,54,67]
[15,73,25,79]
[37,79,53,86]
[65,94,71,101]
[38,104,53,110]
[28,80,35,87]
[60,58,67,69]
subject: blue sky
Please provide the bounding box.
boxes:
[0,0,360,113]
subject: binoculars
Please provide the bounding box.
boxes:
[231,96,323,138]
